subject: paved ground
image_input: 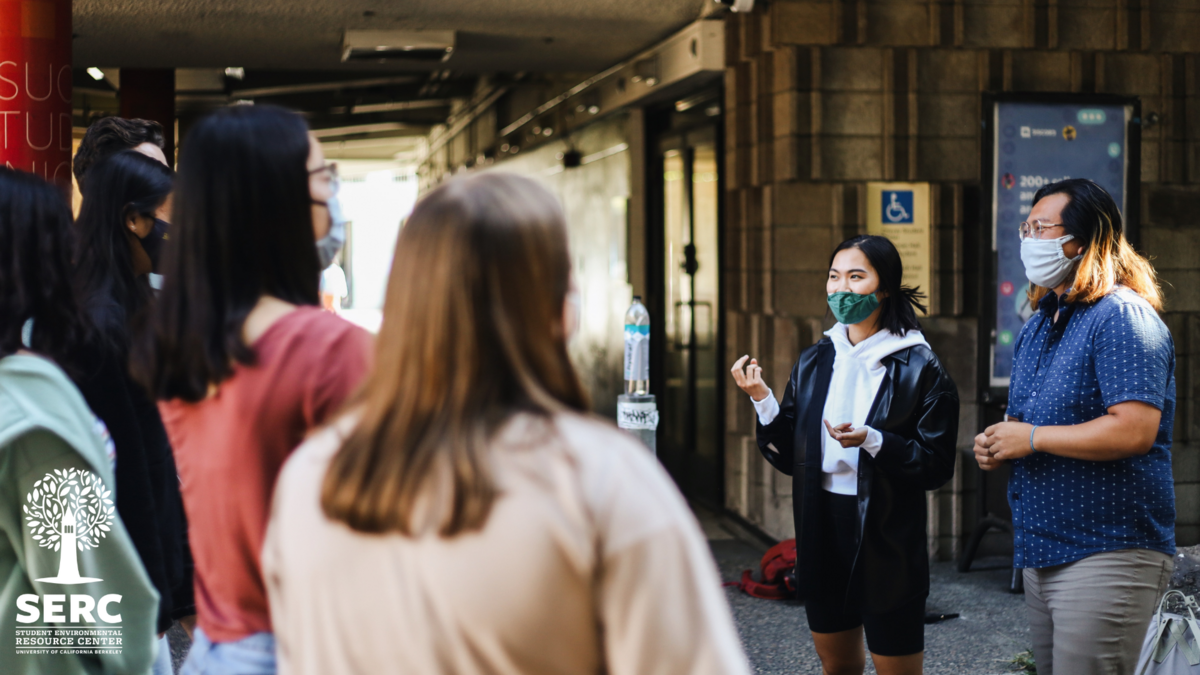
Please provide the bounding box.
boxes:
[164,509,1030,675]
[701,510,1030,675]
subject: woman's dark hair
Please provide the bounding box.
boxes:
[0,167,90,365]
[1029,178,1161,310]
[73,117,165,187]
[829,234,926,335]
[131,104,320,402]
[73,150,173,349]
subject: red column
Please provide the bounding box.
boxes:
[0,0,73,190]
[119,69,175,164]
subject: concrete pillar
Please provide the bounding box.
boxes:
[119,69,175,163]
[0,0,73,190]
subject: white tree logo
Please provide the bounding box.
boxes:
[23,468,115,584]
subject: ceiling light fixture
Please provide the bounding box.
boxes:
[342,30,455,63]
[675,92,717,112]
[576,91,602,116]
[631,58,659,87]
[714,0,755,12]
[224,67,245,80]
[86,67,104,81]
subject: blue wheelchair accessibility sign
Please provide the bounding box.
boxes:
[882,190,914,224]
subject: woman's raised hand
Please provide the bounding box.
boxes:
[731,355,770,402]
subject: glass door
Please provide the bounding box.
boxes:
[659,125,721,504]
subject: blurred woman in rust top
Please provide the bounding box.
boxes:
[263,173,749,675]
[131,105,372,675]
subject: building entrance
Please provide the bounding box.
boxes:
[649,90,723,506]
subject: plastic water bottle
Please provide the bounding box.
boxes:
[624,297,650,395]
[618,297,656,453]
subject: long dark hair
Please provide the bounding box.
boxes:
[829,234,926,335]
[1029,178,1161,310]
[321,173,589,537]
[0,167,90,365]
[131,105,320,402]
[73,150,173,346]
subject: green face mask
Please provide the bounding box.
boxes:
[827,291,881,325]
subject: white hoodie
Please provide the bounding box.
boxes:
[753,324,930,495]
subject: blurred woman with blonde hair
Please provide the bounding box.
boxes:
[263,172,750,675]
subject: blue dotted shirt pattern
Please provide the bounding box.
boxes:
[1006,288,1176,569]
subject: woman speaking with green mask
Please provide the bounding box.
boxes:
[731,234,959,675]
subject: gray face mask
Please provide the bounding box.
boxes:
[1020,234,1083,289]
[314,183,347,270]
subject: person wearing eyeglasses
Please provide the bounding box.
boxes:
[309,160,347,272]
[131,106,372,675]
[974,178,1175,675]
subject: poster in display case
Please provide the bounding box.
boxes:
[981,94,1140,391]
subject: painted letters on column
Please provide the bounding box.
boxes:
[0,0,72,189]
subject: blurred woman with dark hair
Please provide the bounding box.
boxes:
[0,167,159,675]
[131,104,371,675]
[70,149,193,675]
[731,234,959,675]
[73,150,172,326]
[974,178,1175,675]
[262,172,750,675]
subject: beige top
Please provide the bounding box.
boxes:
[263,412,750,675]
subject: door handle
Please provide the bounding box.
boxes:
[681,243,698,275]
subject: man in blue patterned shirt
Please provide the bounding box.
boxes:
[974,179,1175,675]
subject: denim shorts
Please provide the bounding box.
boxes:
[180,627,276,675]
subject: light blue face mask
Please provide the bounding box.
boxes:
[314,183,347,270]
[1020,234,1082,289]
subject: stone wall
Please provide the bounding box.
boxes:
[721,0,1200,556]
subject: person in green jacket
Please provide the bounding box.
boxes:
[0,167,159,675]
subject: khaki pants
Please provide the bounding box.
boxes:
[1024,548,1174,675]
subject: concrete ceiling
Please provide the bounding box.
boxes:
[73,0,713,73]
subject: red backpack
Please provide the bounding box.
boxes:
[727,539,798,600]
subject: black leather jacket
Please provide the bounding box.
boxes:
[756,336,959,612]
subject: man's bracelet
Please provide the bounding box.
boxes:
[1030,425,1039,453]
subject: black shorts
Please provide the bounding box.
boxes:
[804,490,926,657]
